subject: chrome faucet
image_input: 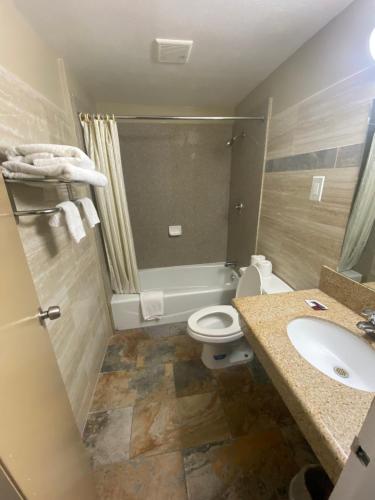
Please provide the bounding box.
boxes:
[357,308,375,337]
[225,261,237,268]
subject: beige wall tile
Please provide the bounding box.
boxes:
[0,64,112,431]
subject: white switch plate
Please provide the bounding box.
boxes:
[169,225,182,237]
[309,175,325,201]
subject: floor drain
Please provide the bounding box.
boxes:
[333,366,349,378]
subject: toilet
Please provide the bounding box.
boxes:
[187,264,293,369]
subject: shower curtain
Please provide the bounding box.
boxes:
[81,114,140,293]
[338,131,375,272]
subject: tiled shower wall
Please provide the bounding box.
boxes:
[256,66,375,290]
[119,123,232,268]
[0,64,112,430]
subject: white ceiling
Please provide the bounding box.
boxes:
[15,0,353,110]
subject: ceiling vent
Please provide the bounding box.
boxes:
[155,38,193,64]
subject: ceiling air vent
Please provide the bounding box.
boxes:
[155,38,193,64]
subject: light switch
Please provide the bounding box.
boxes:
[169,225,182,237]
[309,175,325,201]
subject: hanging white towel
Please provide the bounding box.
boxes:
[77,197,100,228]
[140,291,164,320]
[49,201,86,243]
[1,160,107,187]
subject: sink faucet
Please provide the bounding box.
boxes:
[357,308,375,336]
[225,261,237,268]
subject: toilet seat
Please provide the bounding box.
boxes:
[187,305,243,343]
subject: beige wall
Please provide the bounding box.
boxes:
[236,0,375,289]
[119,122,232,268]
[238,0,375,116]
[0,1,112,431]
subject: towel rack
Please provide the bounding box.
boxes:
[14,207,61,217]
[3,176,86,219]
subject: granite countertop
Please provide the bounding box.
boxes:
[233,289,375,483]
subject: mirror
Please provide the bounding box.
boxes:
[338,100,375,288]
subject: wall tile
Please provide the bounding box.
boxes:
[119,123,232,268]
[0,64,112,431]
[266,148,337,173]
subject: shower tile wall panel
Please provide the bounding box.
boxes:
[226,100,270,267]
[119,123,232,268]
[0,64,112,431]
[255,66,375,290]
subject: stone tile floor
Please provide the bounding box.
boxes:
[83,322,318,499]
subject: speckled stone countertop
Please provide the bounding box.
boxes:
[233,289,375,483]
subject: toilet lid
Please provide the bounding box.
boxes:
[188,305,241,338]
[235,264,262,298]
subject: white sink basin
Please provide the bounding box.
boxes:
[287,317,375,392]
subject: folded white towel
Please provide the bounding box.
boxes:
[23,152,54,164]
[49,201,86,243]
[14,144,93,165]
[33,156,94,170]
[77,197,100,228]
[2,160,107,187]
[140,291,164,321]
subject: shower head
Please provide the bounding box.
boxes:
[226,131,246,147]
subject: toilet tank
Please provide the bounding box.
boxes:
[236,265,293,297]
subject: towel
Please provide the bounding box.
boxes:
[1,160,108,187]
[14,144,93,164]
[23,152,54,164]
[140,291,164,320]
[49,201,86,243]
[33,157,94,169]
[77,197,100,228]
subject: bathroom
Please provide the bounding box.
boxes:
[0,0,375,498]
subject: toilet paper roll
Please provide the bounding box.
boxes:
[257,260,272,278]
[250,255,266,266]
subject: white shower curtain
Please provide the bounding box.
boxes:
[339,132,375,272]
[81,115,140,293]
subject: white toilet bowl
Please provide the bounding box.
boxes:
[187,264,293,369]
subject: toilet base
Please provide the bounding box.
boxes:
[201,337,254,369]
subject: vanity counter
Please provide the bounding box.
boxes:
[233,289,375,483]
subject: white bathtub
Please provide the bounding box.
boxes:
[111,263,238,330]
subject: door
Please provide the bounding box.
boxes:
[330,397,375,499]
[0,176,96,499]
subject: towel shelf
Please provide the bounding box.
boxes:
[3,175,89,218]
[4,178,83,185]
[14,207,61,217]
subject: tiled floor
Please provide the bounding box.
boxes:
[84,323,317,499]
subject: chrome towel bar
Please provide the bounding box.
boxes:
[14,207,61,217]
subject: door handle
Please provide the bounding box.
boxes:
[235,202,244,212]
[38,306,61,321]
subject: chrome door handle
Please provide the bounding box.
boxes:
[235,202,244,212]
[39,306,61,321]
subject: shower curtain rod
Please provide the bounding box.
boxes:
[79,113,265,122]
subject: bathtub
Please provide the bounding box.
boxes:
[111,263,238,330]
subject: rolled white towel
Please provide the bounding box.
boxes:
[2,160,107,187]
[49,201,86,243]
[76,197,100,228]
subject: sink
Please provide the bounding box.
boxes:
[287,317,375,392]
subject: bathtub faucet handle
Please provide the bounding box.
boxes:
[225,261,237,268]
